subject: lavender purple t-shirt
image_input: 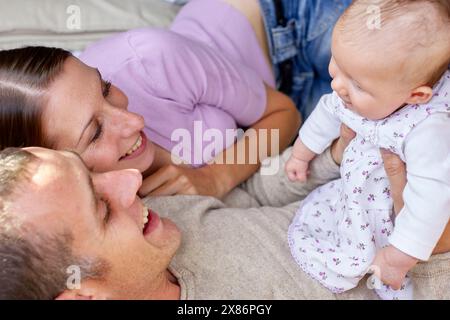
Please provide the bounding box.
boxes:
[80,0,274,165]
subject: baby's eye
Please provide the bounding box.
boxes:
[353,82,363,91]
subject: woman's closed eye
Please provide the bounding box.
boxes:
[91,120,103,143]
[88,80,111,144]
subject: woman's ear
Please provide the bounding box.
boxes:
[405,86,433,105]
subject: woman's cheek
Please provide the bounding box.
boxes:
[86,148,119,172]
[102,148,121,171]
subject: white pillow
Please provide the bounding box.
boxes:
[0,0,180,51]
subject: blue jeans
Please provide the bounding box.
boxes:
[259,0,351,119]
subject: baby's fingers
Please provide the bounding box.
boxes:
[285,157,310,182]
[295,170,308,183]
[287,170,298,182]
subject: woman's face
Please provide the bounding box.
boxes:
[43,56,156,173]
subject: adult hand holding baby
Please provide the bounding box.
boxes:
[378,149,449,256]
[312,124,449,291]
[373,146,450,290]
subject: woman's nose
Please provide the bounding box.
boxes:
[93,169,143,208]
[110,106,145,138]
[110,85,129,111]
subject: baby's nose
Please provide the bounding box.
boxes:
[332,79,348,97]
[338,88,349,99]
[331,78,338,91]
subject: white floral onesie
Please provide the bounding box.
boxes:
[288,69,450,300]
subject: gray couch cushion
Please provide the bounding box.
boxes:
[0,0,180,51]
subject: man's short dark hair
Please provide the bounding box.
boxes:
[0,148,108,299]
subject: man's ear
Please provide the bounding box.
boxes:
[405,86,433,105]
[55,290,93,300]
[54,280,108,300]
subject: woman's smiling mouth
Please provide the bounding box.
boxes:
[119,132,147,161]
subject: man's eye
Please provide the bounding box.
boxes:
[102,199,112,223]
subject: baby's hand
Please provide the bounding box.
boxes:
[285,156,310,182]
[285,138,316,182]
[369,246,419,290]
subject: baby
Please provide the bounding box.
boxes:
[285,0,450,299]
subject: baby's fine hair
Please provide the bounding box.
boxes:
[338,0,450,86]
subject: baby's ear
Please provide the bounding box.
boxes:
[405,86,433,105]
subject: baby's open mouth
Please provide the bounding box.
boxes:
[343,100,353,108]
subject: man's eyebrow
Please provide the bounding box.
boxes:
[67,151,96,207]
[75,69,103,147]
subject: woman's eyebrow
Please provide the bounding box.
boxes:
[75,69,103,147]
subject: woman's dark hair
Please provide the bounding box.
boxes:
[0,46,72,149]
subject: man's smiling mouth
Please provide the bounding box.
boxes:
[142,205,149,231]
[142,206,161,236]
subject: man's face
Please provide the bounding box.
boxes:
[14,147,181,299]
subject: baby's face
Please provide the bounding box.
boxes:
[329,29,412,120]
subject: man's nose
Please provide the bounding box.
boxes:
[93,169,143,208]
